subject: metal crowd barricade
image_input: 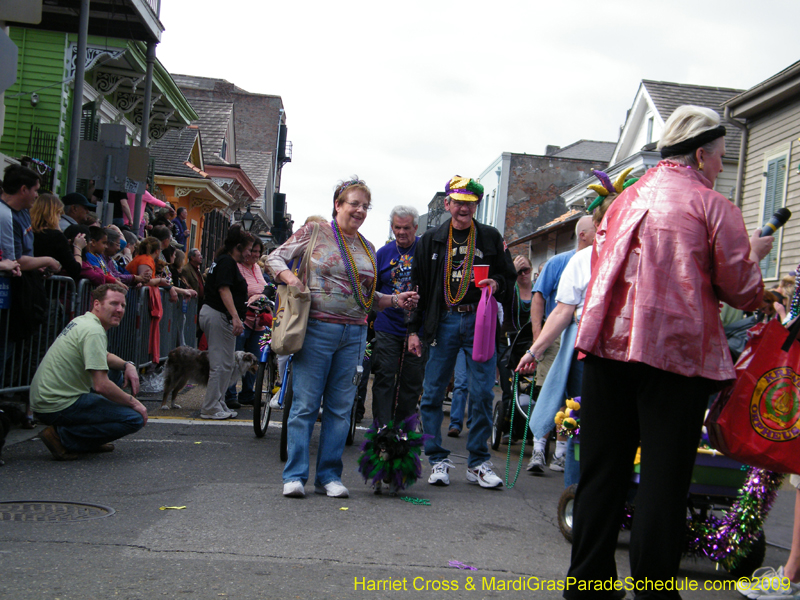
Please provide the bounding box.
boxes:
[0,276,75,394]
[0,275,199,397]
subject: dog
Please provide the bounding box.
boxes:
[161,347,259,410]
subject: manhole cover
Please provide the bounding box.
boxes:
[0,501,115,522]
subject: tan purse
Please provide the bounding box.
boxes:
[270,223,319,354]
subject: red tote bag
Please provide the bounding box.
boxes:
[706,317,800,473]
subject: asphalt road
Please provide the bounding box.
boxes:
[0,380,795,600]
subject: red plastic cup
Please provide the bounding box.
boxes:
[473,265,489,287]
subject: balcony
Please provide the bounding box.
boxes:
[9,0,164,43]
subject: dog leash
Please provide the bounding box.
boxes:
[504,371,534,488]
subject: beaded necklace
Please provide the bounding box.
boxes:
[511,282,532,330]
[331,219,377,312]
[443,221,476,307]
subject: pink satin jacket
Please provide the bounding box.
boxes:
[576,161,764,381]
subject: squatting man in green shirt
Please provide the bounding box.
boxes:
[31,283,147,460]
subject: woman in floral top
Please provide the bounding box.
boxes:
[267,177,419,499]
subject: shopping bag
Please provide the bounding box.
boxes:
[706,317,800,473]
[472,286,497,363]
[271,223,319,355]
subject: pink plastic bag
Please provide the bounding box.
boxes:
[472,286,497,362]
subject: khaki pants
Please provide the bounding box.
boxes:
[535,334,561,387]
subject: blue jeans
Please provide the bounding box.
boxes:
[34,391,144,453]
[282,319,366,487]
[449,350,469,431]
[226,326,261,404]
[529,322,578,439]
[420,311,496,468]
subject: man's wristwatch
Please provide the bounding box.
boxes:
[125,361,136,369]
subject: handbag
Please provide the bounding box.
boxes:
[270,223,319,355]
[705,316,800,473]
[472,286,497,362]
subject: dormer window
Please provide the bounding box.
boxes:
[646,116,654,144]
[220,135,228,161]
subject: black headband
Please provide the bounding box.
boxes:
[660,125,726,159]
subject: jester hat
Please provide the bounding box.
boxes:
[586,167,636,213]
[445,176,484,202]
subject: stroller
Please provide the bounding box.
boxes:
[491,327,543,450]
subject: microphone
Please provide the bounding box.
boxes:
[761,208,792,237]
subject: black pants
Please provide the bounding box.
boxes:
[565,355,714,600]
[370,331,425,426]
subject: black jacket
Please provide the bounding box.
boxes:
[408,218,517,344]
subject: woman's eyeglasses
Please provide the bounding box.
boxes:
[345,201,372,212]
[517,267,531,276]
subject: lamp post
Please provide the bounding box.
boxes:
[241,206,255,232]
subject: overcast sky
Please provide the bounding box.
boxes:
[156,0,800,245]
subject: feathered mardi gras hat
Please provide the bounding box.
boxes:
[586,167,636,213]
[445,176,484,202]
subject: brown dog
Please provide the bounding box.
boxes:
[161,347,259,410]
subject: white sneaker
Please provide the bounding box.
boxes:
[527,450,546,474]
[737,566,800,599]
[314,481,349,498]
[428,459,454,486]
[466,461,503,488]
[200,410,232,420]
[283,481,305,498]
[269,396,281,409]
[550,453,566,472]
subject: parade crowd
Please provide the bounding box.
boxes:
[8,104,800,600]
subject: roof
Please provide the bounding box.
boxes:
[508,208,584,248]
[642,80,744,156]
[236,149,272,201]
[551,140,616,163]
[185,99,234,165]
[173,74,282,99]
[150,128,204,179]
[724,60,800,119]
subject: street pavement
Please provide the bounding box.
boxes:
[0,378,795,600]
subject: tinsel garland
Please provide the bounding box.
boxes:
[617,467,783,569]
[258,327,271,352]
[685,467,784,570]
[358,413,430,493]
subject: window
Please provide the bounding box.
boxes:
[220,136,228,162]
[759,153,788,280]
[646,116,654,144]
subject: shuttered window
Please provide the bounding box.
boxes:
[760,155,787,279]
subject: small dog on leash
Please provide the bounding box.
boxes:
[161,347,259,410]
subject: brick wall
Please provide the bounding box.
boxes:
[504,154,600,251]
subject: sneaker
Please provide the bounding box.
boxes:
[428,459,454,486]
[200,411,232,420]
[527,450,546,474]
[466,461,503,488]
[549,454,566,472]
[283,481,305,498]
[315,481,349,498]
[737,566,800,599]
[269,396,281,409]
[226,399,242,409]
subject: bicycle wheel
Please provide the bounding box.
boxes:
[252,358,274,438]
[280,371,293,462]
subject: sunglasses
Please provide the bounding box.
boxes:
[517,267,531,276]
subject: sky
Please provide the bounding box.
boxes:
[156,0,800,245]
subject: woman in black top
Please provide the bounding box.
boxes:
[31,193,86,280]
[198,225,253,419]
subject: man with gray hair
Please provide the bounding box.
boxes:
[369,205,426,431]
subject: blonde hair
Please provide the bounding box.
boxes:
[658,105,722,166]
[304,215,328,225]
[592,193,618,226]
[30,193,64,232]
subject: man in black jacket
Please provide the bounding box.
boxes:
[408,176,516,489]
